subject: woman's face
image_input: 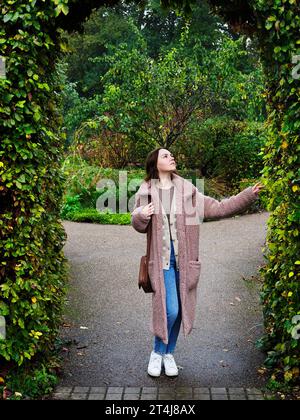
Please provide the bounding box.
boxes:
[157,149,176,173]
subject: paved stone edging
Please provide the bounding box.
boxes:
[51,386,266,400]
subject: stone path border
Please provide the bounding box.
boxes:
[51,386,269,400]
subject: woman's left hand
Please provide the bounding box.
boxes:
[252,182,264,195]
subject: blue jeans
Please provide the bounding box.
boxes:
[153,240,182,355]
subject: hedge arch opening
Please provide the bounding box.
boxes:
[0,0,299,387]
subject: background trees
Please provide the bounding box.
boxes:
[60,0,265,185]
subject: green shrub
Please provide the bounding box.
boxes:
[61,156,146,213]
[174,116,266,184]
[0,1,69,369]
[66,208,131,224]
[0,355,61,400]
[60,194,82,219]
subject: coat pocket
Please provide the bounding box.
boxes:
[187,260,201,291]
[148,260,156,292]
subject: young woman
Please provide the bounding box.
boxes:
[131,147,264,378]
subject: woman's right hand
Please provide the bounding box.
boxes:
[141,202,154,218]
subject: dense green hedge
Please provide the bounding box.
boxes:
[252,2,300,382]
[0,1,69,366]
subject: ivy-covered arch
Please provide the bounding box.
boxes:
[0,0,299,384]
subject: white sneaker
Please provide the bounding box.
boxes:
[147,351,163,377]
[163,353,178,376]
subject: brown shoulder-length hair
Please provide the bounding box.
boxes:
[144,147,179,182]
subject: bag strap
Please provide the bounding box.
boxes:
[146,194,152,258]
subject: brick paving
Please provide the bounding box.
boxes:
[51,386,268,400]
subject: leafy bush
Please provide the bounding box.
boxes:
[60,194,82,219]
[174,116,266,184]
[2,364,59,400]
[66,208,131,224]
[60,156,146,215]
[0,354,61,400]
[0,1,69,370]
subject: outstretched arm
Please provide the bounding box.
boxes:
[195,184,261,221]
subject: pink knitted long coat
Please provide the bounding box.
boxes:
[131,173,259,344]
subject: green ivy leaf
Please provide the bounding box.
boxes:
[3,13,13,23]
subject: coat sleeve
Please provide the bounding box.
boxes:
[131,193,151,233]
[194,185,259,221]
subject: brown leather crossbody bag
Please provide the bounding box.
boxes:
[138,195,154,293]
